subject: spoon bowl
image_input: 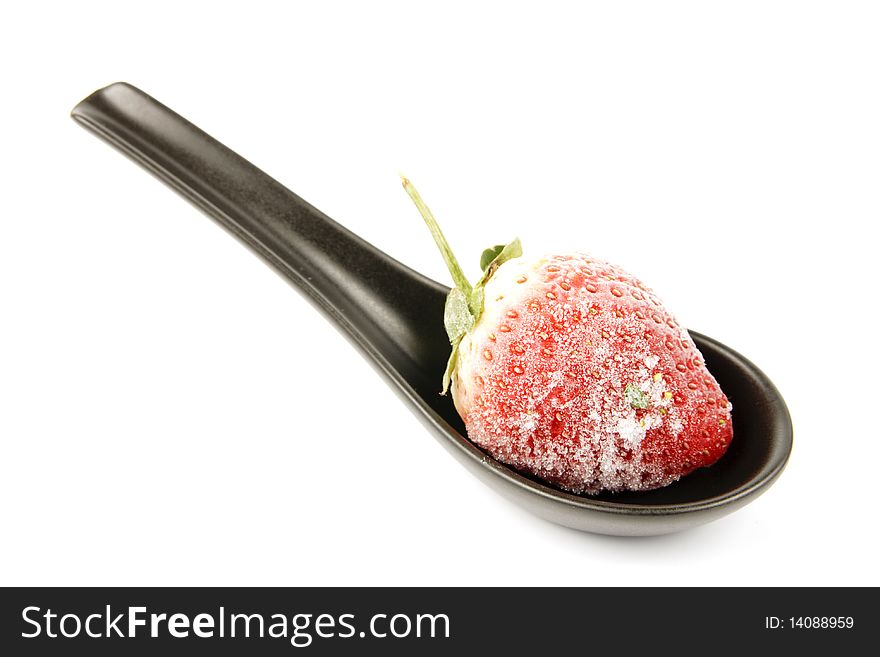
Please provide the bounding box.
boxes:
[72,82,793,536]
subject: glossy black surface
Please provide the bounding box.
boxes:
[72,83,792,535]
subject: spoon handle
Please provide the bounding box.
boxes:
[71,82,448,387]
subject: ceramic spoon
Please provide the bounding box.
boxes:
[71,82,792,536]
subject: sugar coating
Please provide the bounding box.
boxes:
[453,253,734,494]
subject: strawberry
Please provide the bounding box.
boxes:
[403,178,733,494]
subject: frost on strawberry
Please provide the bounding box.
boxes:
[402,178,733,494]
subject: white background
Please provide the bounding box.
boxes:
[2,1,878,586]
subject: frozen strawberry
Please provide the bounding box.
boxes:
[403,178,733,494]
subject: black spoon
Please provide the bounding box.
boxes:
[71,82,792,536]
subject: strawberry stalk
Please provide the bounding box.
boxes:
[401,177,473,301]
[402,176,521,393]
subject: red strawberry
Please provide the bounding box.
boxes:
[403,178,733,494]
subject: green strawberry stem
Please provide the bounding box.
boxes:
[401,177,473,298]
[401,175,522,394]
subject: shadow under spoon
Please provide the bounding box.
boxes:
[71,82,793,536]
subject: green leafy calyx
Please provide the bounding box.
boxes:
[480,245,507,271]
[402,177,522,394]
